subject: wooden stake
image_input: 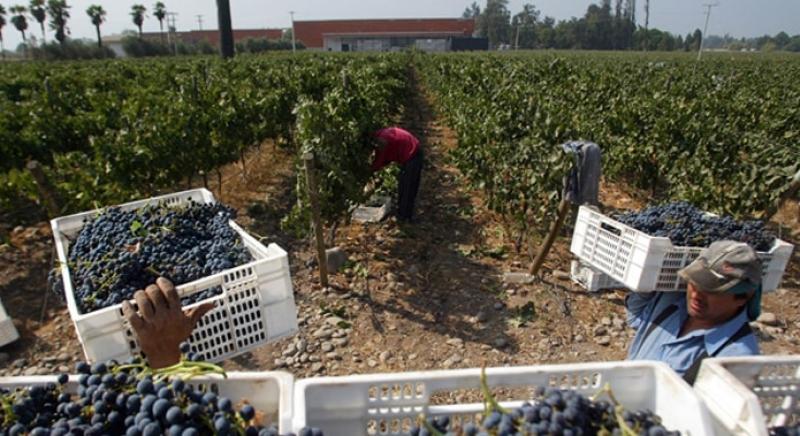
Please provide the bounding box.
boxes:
[303,153,328,287]
[26,160,60,218]
[529,198,571,277]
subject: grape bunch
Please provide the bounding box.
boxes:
[410,385,679,436]
[0,357,319,436]
[772,426,800,436]
[613,201,775,251]
[61,201,254,313]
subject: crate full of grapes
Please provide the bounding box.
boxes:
[51,188,298,363]
[694,356,800,436]
[570,203,794,293]
[292,361,714,436]
[0,369,295,434]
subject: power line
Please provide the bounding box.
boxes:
[196,14,204,31]
[697,2,719,61]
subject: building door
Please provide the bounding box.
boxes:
[342,43,350,52]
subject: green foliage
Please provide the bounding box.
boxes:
[30,39,115,60]
[289,55,409,230]
[420,51,800,248]
[235,38,303,54]
[121,35,172,57]
[0,53,408,227]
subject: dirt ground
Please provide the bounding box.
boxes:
[1,73,798,381]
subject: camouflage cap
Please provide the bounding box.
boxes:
[678,240,763,320]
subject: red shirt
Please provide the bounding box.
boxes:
[371,127,420,171]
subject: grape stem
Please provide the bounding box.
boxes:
[480,366,510,415]
[418,414,445,436]
[592,383,638,436]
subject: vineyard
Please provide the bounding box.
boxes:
[2,52,797,243]
[0,53,409,231]
[420,52,800,246]
[0,50,799,436]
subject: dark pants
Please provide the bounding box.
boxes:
[398,148,423,220]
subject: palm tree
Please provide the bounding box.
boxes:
[85,5,105,48]
[130,4,146,39]
[0,5,7,59]
[9,5,28,46]
[29,0,45,43]
[46,0,69,45]
[153,2,166,42]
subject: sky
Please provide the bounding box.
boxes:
[1,0,799,49]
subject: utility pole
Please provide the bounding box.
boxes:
[290,11,296,53]
[196,14,204,31]
[167,12,178,54]
[643,0,650,50]
[216,0,234,59]
[697,2,718,61]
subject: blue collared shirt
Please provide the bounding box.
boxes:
[626,292,759,375]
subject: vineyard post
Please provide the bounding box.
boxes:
[26,160,60,217]
[529,198,571,277]
[303,152,329,287]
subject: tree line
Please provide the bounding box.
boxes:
[0,1,298,60]
[703,32,800,53]
[464,0,798,53]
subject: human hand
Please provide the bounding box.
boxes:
[121,277,215,369]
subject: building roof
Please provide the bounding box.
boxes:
[141,28,284,47]
[103,34,127,44]
[294,18,476,48]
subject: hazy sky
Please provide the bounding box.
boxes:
[1,0,798,48]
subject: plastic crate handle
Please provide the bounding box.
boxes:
[175,274,226,300]
[600,221,623,237]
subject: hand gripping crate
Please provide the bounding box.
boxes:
[51,188,298,364]
[570,206,794,293]
[0,297,20,347]
[694,356,800,436]
[292,361,714,436]
[0,371,294,433]
[570,260,624,292]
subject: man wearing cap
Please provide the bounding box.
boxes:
[626,240,763,384]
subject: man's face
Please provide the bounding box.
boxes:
[686,281,747,325]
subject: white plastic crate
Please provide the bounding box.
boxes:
[51,188,298,364]
[0,371,294,433]
[352,195,393,223]
[694,356,800,436]
[0,297,20,347]
[292,361,714,436]
[570,206,794,293]
[570,260,623,292]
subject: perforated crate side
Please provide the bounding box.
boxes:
[570,260,623,292]
[695,356,800,436]
[0,372,294,433]
[293,361,714,436]
[571,206,795,293]
[51,188,298,363]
